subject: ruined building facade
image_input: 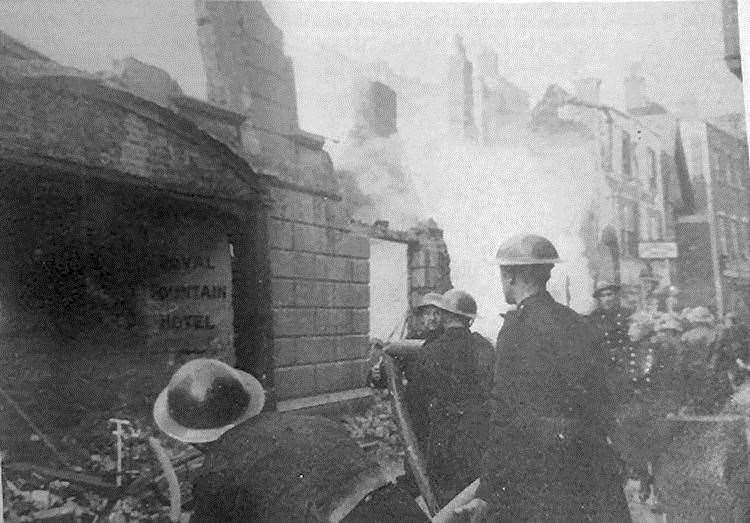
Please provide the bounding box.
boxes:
[339,77,452,340]
[624,62,667,117]
[475,48,530,144]
[722,0,741,80]
[194,0,375,412]
[349,80,398,139]
[447,35,477,141]
[195,0,299,159]
[338,79,423,228]
[533,80,672,308]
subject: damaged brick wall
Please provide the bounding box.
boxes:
[267,186,371,404]
[357,219,453,339]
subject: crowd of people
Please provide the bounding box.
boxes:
[143,233,750,522]
[591,282,750,417]
[586,281,750,503]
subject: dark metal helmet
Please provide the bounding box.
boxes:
[414,292,444,310]
[438,289,478,319]
[153,359,265,443]
[495,234,561,266]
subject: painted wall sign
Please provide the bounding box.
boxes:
[638,241,679,259]
[138,214,233,361]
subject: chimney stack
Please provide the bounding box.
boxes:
[624,62,648,111]
[350,80,398,139]
[564,77,601,132]
[574,77,602,106]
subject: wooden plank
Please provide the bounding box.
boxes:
[276,387,371,412]
[3,463,118,495]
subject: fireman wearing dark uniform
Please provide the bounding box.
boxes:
[587,282,637,403]
[409,289,495,506]
[456,234,630,523]
[153,359,430,522]
[367,292,445,497]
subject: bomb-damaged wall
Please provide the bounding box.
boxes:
[0,68,276,437]
[352,220,452,340]
[336,78,453,333]
[0,169,242,435]
[268,186,371,405]
[106,13,375,407]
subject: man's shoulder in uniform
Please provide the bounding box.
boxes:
[472,331,494,347]
[534,297,586,326]
[521,295,592,341]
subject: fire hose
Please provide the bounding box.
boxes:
[148,437,181,523]
[380,345,440,515]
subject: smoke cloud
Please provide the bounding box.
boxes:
[292,45,600,338]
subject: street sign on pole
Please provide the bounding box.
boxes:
[638,241,678,259]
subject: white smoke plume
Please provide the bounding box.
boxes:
[291,45,599,338]
[336,133,425,230]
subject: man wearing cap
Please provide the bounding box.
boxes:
[153,359,430,522]
[587,282,637,400]
[408,289,495,506]
[457,234,629,522]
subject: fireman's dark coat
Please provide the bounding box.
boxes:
[409,326,495,506]
[190,413,430,522]
[478,291,630,522]
[367,329,443,446]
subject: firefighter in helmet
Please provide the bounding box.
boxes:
[457,234,630,522]
[411,291,446,342]
[367,291,446,497]
[153,359,429,522]
[407,289,494,506]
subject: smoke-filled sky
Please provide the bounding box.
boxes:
[0,0,747,335]
[0,1,745,122]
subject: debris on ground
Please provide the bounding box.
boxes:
[341,389,402,459]
[1,415,198,522]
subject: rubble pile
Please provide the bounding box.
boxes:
[0,395,405,522]
[1,420,198,522]
[341,389,403,464]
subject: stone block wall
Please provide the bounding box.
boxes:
[266,185,371,403]
[195,1,299,136]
